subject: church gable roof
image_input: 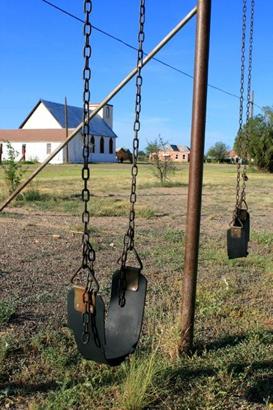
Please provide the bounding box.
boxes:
[42,100,82,128]
[19,99,117,138]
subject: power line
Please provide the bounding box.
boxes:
[41,0,262,111]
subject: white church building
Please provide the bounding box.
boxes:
[0,99,118,164]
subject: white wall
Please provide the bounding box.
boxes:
[1,142,64,164]
[68,132,116,163]
[1,136,116,165]
[22,102,61,129]
[89,104,113,129]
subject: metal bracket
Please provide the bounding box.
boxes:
[73,286,96,313]
[230,226,243,239]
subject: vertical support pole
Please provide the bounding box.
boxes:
[180,0,211,354]
[64,96,69,163]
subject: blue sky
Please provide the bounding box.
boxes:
[0,0,272,152]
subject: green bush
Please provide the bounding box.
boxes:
[0,301,16,324]
[1,142,24,193]
[23,189,43,201]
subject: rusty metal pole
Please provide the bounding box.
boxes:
[180,0,211,354]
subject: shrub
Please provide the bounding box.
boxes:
[1,142,24,193]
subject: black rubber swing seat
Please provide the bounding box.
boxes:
[227,208,250,259]
[67,267,147,366]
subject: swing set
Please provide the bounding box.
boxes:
[0,0,255,364]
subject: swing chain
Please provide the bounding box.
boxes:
[246,0,254,124]
[233,0,247,220]
[120,0,145,271]
[82,0,95,275]
[81,0,97,344]
[239,0,247,136]
[240,0,254,207]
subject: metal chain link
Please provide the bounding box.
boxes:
[240,0,255,208]
[233,0,247,221]
[119,0,145,304]
[81,0,99,345]
[246,0,254,124]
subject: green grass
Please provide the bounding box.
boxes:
[0,162,188,203]
[252,230,273,246]
[12,193,156,217]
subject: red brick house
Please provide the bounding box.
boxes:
[150,144,190,162]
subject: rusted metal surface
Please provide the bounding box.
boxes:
[180,0,211,354]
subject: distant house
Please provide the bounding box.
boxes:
[150,144,190,162]
[0,99,118,164]
[227,149,240,163]
[116,147,133,163]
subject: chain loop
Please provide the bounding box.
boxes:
[119,0,145,272]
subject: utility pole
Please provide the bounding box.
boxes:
[64,96,69,163]
[180,0,211,354]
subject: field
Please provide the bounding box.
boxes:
[0,162,272,409]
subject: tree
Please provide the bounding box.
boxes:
[145,136,176,186]
[137,150,147,162]
[1,142,24,193]
[234,106,273,172]
[207,142,229,163]
[145,139,160,157]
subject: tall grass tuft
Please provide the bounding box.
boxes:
[118,351,159,410]
[23,189,43,202]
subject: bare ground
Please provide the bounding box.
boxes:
[0,182,272,409]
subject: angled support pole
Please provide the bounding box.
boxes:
[0,6,197,212]
[180,0,211,354]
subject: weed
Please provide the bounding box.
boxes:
[23,189,44,202]
[0,301,16,324]
[118,352,159,409]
